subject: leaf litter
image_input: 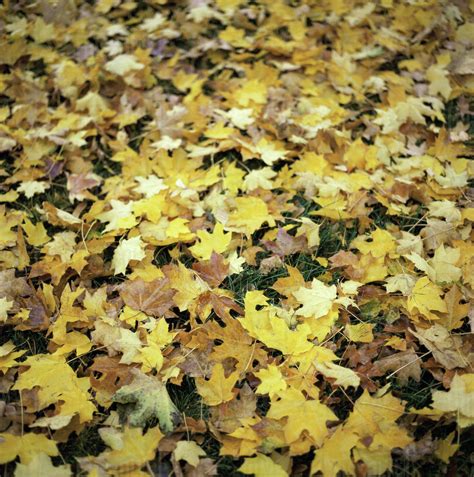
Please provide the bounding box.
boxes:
[0,0,473,476]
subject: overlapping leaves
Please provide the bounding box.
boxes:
[0,0,473,475]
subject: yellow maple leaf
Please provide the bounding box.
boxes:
[0,205,20,247]
[358,254,388,283]
[255,138,288,166]
[42,231,76,262]
[0,433,58,464]
[133,175,168,198]
[104,54,144,76]
[427,56,452,100]
[189,222,232,260]
[112,369,179,431]
[223,162,246,194]
[136,343,163,372]
[440,285,470,330]
[345,323,374,343]
[96,200,137,233]
[431,374,474,428]
[21,219,50,247]
[293,279,337,318]
[353,430,413,475]
[227,197,275,236]
[243,167,277,191]
[407,276,447,320]
[92,320,142,365]
[75,91,114,119]
[346,390,412,474]
[219,26,251,48]
[311,196,351,220]
[352,228,397,258]
[345,389,407,435]
[234,79,267,107]
[196,363,239,406]
[17,180,50,199]
[147,318,177,348]
[429,245,462,284]
[112,236,146,275]
[314,361,361,389]
[385,336,407,351]
[240,291,313,356]
[48,285,86,343]
[272,265,306,306]
[435,432,459,464]
[311,427,358,477]
[13,452,71,477]
[173,440,206,467]
[0,297,13,322]
[255,364,287,398]
[239,453,288,477]
[204,121,236,139]
[0,341,25,372]
[267,388,337,445]
[100,426,163,470]
[295,218,320,249]
[219,107,255,129]
[12,354,95,423]
[52,330,91,357]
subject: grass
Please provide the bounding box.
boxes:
[391,372,441,411]
[167,376,209,421]
[2,329,49,356]
[224,263,288,306]
[54,425,106,471]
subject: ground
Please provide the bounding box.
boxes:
[0,1,473,476]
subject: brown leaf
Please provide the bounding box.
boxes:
[66,172,101,202]
[373,349,422,384]
[410,325,472,370]
[18,296,49,331]
[194,291,243,322]
[211,383,256,433]
[329,251,363,280]
[120,277,176,317]
[439,285,469,331]
[192,253,229,288]
[177,348,213,378]
[258,255,284,275]
[263,228,307,257]
[185,458,218,477]
[401,433,436,462]
[90,356,137,395]
[0,269,32,303]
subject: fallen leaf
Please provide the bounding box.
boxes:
[196,363,239,406]
[120,277,176,317]
[13,452,71,477]
[112,369,180,432]
[374,350,422,384]
[0,433,58,464]
[239,453,288,477]
[112,236,146,275]
[345,323,374,343]
[174,440,206,467]
[431,374,474,428]
[410,325,471,370]
[293,279,337,318]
